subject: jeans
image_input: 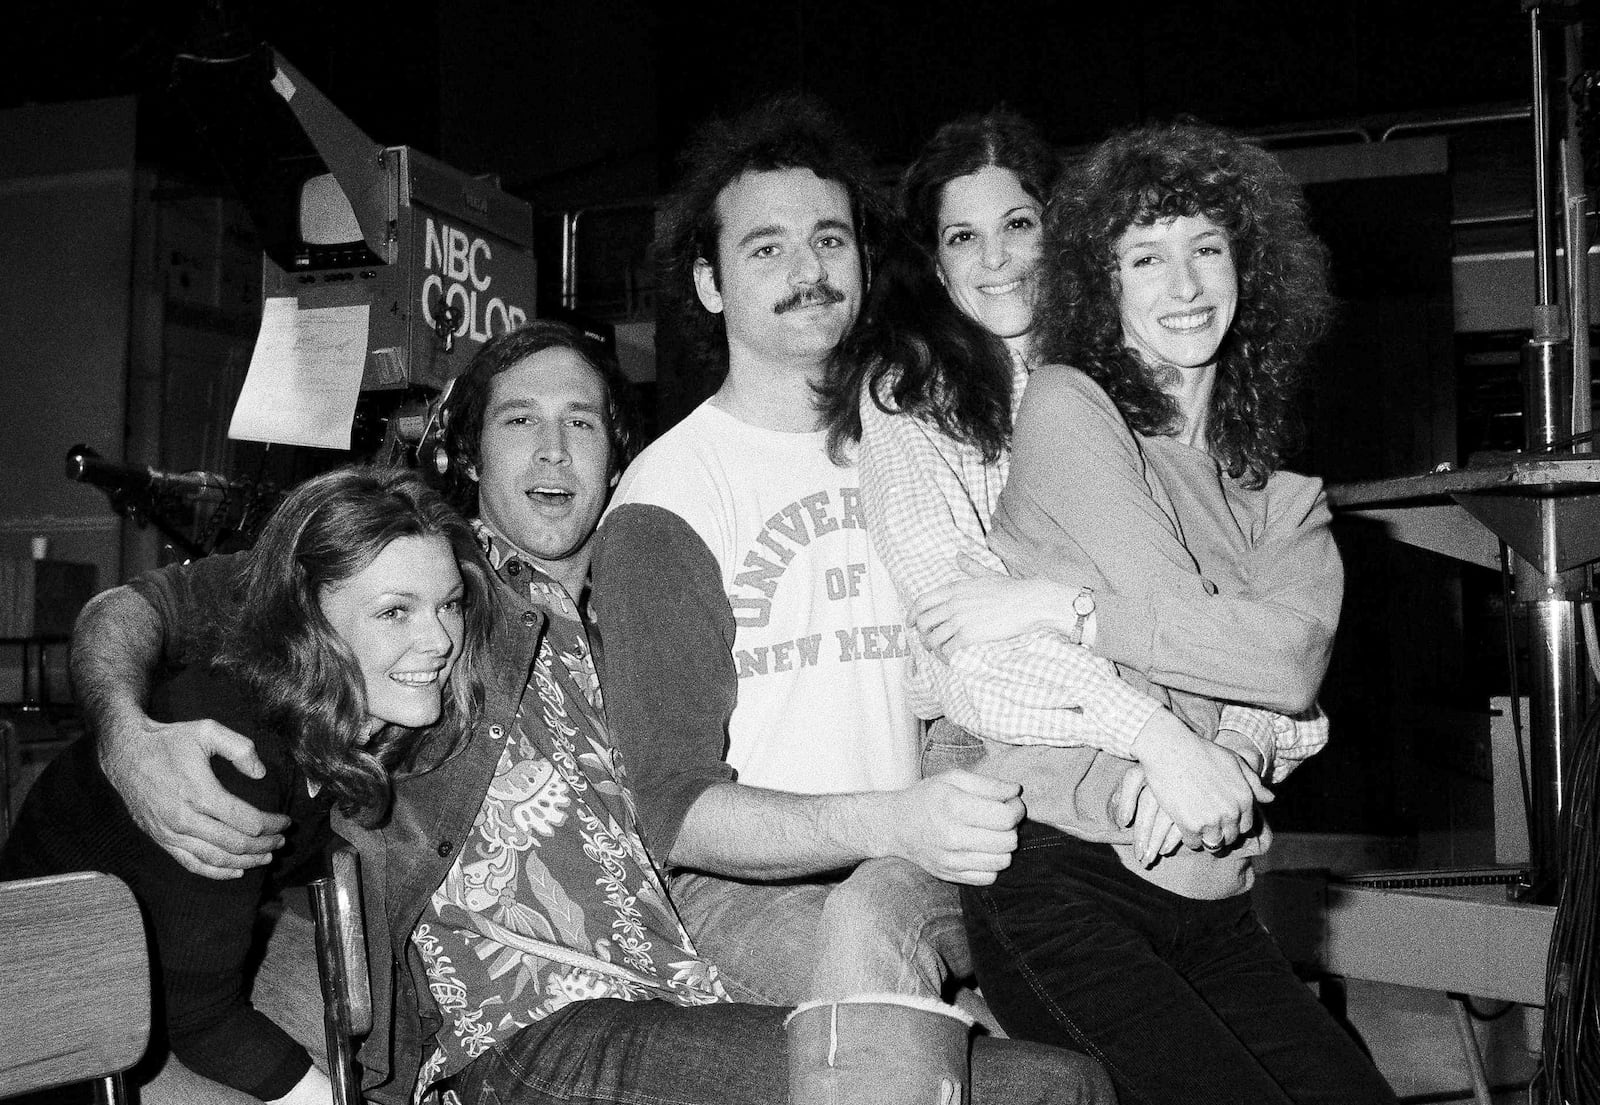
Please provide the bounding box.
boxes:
[445,998,789,1105]
[964,822,1399,1105]
[922,716,987,777]
[671,858,968,1006]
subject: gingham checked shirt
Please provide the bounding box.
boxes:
[856,359,1328,783]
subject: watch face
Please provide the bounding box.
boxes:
[1073,590,1095,616]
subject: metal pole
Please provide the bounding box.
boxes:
[311,877,362,1105]
[561,209,584,311]
[1519,3,1584,895]
[1564,20,1591,451]
[1521,579,1583,875]
[1531,5,1557,307]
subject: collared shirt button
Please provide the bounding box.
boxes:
[488,724,503,740]
[521,611,538,627]
[1201,578,1219,596]
[436,840,453,858]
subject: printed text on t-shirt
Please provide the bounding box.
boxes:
[728,488,864,627]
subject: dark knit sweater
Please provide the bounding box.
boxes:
[0,663,334,1100]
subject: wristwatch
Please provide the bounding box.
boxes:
[1067,586,1095,646]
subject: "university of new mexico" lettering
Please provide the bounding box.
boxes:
[730,488,864,628]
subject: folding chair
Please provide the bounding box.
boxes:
[0,871,150,1104]
[310,840,371,1105]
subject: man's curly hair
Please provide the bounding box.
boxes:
[1038,119,1332,487]
[654,94,891,378]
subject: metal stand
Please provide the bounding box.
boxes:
[1333,456,1600,893]
[1260,12,1590,1103]
[1331,2,1591,899]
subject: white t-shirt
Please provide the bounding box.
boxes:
[606,400,919,796]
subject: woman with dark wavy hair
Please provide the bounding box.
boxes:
[827,110,1058,463]
[907,121,1397,1103]
[2,465,494,1105]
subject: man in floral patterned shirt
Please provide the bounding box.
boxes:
[71,323,804,1104]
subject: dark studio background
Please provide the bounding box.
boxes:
[4,0,1595,852]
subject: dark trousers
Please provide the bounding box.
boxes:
[445,998,790,1104]
[963,822,1399,1105]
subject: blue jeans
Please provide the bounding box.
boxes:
[666,724,984,1008]
[444,997,1117,1105]
[922,716,987,777]
[671,859,968,1006]
[964,822,1399,1105]
[445,998,788,1105]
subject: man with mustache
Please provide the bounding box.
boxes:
[590,97,1033,1092]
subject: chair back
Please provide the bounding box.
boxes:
[0,871,150,1100]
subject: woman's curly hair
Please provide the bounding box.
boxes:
[220,465,496,828]
[1039,119,1332,487]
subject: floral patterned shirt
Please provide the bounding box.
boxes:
[412,522,727,1090]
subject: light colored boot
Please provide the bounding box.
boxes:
[786,994,974,1104]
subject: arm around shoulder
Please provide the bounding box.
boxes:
[75,567,287,880]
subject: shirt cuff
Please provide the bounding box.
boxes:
[1092,692,1163,760]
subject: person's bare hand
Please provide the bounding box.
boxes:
[885,770,1024,885]
[1131,713,1272,851]
[1112,765,1183,867]
[99,715,288,879]
[908,556,1082,658]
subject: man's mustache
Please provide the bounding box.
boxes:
[774,282,847,314]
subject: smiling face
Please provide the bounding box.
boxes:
[1113,213,1238,372]
[935,165,1044,352]
[319,533,465,737]
[471,346,615,596]
[693,167,863,377]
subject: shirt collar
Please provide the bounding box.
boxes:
[472,518,584,623]
[472,518,559,580]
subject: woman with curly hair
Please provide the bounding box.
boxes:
[1,465,495,1105]
[901,121,1397,1103]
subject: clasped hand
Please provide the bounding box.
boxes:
[1117,724,1273,867]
